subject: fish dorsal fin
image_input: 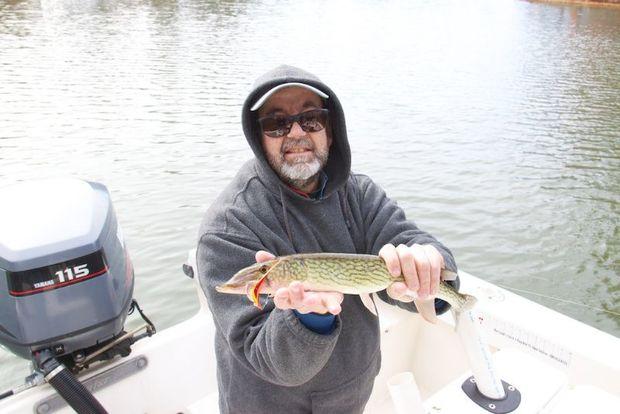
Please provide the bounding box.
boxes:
[360,293,377,316]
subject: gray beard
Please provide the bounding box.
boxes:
[279,160,322,189]
[266,137,329,190]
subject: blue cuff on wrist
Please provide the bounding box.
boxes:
[293,310,336,335]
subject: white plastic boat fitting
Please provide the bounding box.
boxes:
[387,371,424,414]
[455,309,506,400]
[455,309,522,413]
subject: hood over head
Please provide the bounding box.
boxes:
[242,65,351,198]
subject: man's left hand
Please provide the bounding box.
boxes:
[379,243,444,302]
[256,250,344,315]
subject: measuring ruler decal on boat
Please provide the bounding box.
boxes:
[477,313,572,368]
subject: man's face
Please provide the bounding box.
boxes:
[258,87,332,187]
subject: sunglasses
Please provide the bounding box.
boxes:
[258,109,329,138]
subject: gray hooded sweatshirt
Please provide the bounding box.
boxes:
[197,65,458,414]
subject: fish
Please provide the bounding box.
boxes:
[215,253,477,323]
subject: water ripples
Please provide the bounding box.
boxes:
[0,0,619,390]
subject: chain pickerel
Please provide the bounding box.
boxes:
[216,253,477,323]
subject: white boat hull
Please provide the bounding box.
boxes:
[1,271,619,413]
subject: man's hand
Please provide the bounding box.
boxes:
[255,251,344,315]
[379,243,444,302]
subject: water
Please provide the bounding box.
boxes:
[1,0,618,390]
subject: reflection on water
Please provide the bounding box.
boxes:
[0,0,618,389]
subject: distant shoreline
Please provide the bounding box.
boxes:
[530,0,620,7]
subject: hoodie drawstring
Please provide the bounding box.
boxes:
[279,186,295,246]
[338,185,352,230]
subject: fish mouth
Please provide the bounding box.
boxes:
[215,284,245,294]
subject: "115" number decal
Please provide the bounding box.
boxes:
[54,264,90,282]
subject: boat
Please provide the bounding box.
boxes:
[1,179,619,413]
[1,259,619,413]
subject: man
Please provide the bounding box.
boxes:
[197,65,458,413]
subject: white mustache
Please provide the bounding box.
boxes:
[281,137,315,154]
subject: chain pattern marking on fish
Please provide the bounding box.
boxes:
[216,253,476,313]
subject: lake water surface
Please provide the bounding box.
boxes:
[1,0,619,390]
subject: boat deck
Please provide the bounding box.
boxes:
[1,271,619,413]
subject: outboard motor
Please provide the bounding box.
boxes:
[0,179,155,413]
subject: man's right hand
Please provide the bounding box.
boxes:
[255,251,344,315]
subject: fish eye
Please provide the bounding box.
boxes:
[260,266,268,274]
